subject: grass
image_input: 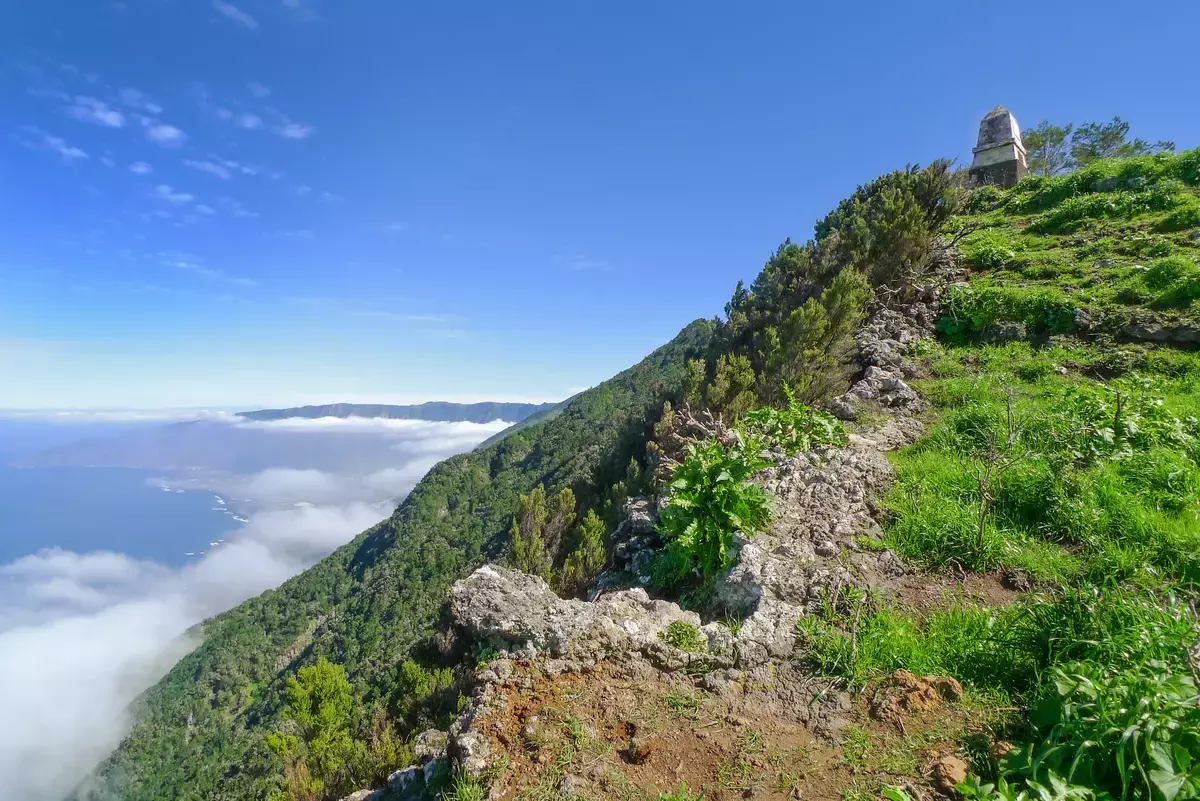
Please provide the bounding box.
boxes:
[662,688,706,719]
[848,156,1200,800]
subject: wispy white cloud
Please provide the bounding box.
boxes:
[139,117,186,146]
[17,128,88,162]
[64,96,124,128]
[292,183,313,196]
[383,221,408,234]
[555,251,612,272]
[128,161,152,174]
[159,252,257,287]
[116,87,162,115]
[280,0,321,22]
[195,204,217,216]
[247,81,271,98]
[276,121,314,139]
[152,184,194,204]
[185,159,231,180]
[218,196,258,219]
[213,0,259,29]
[275,229,314,239]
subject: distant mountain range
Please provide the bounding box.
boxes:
[238,401,556,424]
[15,401,556,471]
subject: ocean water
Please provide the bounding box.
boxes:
[0,466,240,567]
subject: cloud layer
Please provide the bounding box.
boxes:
[0,418,505,800]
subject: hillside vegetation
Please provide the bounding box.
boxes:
[85,139,1200,801]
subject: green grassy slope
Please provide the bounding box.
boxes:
[800,150,1200,801]
[83,319,714,801]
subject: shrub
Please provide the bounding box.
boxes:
[652,438,772,585]
[1139,255,1200,308]
[938,285,1076,338]
[1156,194,1200,232]
[966,184,1006,213]
[1028,182,1187,234]
[964,229,1019,269]
[737,392,847,455]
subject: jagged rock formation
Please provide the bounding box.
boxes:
[450,565,734,670]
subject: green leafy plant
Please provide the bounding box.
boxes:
[1012,660,1200,801]
[964,230,1019,269]
[938,284,1076,339]
[652,438,772,585]
[738,389,848,455]
[659,620,706,652]
[957,773,1101,801]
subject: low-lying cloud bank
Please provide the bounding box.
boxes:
[0,418,509,801]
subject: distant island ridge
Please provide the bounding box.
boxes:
[237,401,558,424]
[14,401,562,470]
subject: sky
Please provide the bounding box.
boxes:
[1,0,1198,409]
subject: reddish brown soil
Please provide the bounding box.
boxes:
[473,660,994,801]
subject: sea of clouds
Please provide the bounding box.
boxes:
[0,416,510,801]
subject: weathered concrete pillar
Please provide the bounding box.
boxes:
[968,105,1028,188]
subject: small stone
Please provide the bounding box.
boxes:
[814,540,838,558]
[930,753,969,794]
[990,740,1017,764]
[559,774,589,798]
[626,735,656,764]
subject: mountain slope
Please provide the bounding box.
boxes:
[82,319,715,801]
[238,401,556,424]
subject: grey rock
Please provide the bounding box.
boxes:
[829,393,859,421]
[1095,258,1118,269]
[413,729,448,762]
[814,539,838,558]
[387,766,421,795]
[982,321,1027,343]
[1096,176,1120,192]
[450,729,492,777]
[423,758,446,785]
[339,791,384,801]
[844,365,924,412]
[450,565,713,665]
[559,773,589,797]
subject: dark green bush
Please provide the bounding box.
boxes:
[937,284,1076,338]
[963,229,1019,269]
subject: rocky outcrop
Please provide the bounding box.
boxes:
[450,565,733,669]
[830,303,935,421]
[717,438,905,665]
[601,496,661,586]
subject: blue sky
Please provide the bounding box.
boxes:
[1,0,1197,410]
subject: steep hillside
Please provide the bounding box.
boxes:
[238,402,557,424]
[85,146,1200,801]
[81,320,714,801]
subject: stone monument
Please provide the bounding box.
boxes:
[968,105,1028,188]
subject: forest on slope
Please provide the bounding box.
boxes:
[84,121,1200,801]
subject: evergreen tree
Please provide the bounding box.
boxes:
[560,510,608,598]
[509,485,575,579]
[706,352,757,421]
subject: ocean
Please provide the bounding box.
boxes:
[0,466,241,567]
